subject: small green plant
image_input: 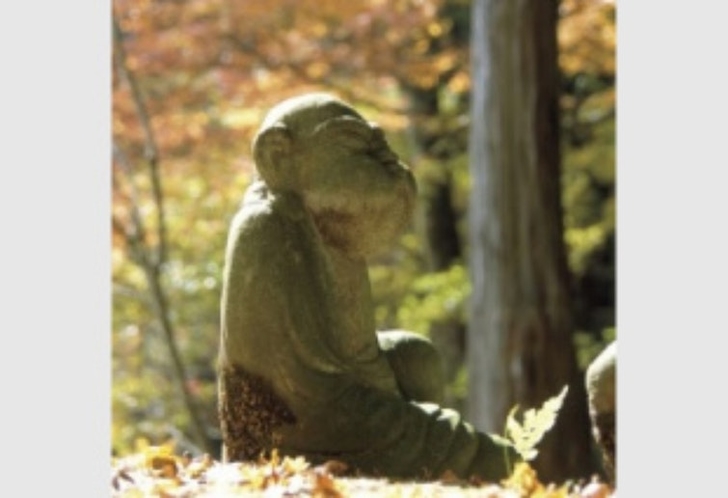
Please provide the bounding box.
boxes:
[489,385,570,474]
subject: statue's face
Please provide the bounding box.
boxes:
[296,113,415,205]
[253,94,417,258]
[288,102,415,258]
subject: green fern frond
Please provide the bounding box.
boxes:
[501,385,570,462]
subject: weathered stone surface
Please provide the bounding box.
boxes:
[218,93,512,481]
[585,341,616,482]
[218,365,296,462]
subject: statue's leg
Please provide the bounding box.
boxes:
[377,330,445,405]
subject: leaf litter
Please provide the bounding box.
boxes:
[111,444,614,497]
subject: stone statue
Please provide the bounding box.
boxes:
[585,341,616,483]
[218,93,511,481]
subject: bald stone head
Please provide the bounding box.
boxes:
[251,93,416,258]
[256,93,363,139]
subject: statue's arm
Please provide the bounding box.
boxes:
[220,196,352,391]
[280,380,512,481]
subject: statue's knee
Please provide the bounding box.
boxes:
[377,330,445,404]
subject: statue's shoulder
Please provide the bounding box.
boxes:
[229,181,308,243]
[224,182,318,278]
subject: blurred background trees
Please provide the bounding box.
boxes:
[112,0,615,482]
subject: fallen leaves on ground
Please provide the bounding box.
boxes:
[111,444,614,497]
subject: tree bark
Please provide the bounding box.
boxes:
[467,0,595,481]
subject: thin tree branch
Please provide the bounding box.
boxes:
[113,141,150,266]
[112,282,153,305]
[113,16,167,268]
[112,13,215,455]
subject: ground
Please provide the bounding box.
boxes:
[110,444,614,497]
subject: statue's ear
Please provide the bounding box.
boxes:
[252,123,294,190]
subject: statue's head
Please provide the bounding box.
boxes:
[251,93,417,258]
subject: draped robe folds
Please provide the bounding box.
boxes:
[218,185,512,481]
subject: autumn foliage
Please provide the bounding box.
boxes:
[111,444,614,497]
[112,0,615,484]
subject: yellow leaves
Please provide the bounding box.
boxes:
[501,462,573,498]
[220,109,264,131]
[434,50,459,73]
[182,0,222,21]
[426,20,448,38]
[503,462,544,496]
[371,111,410,132]
[490,386,570,463]
[112,441,199,496]
[558,0,616,75]
[310,22,329,37]
[501,463,615,498]
[565,225,609,274]
[143,443,179,479]
[112,448,348,497]
[185,454,215,479]
[448,71,471,94]
[305,61,331,80]
[413,38,431,54]
[238,449,315,491]
[150,110,211,147]
[112,447,615,497]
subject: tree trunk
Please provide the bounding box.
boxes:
[467,0,595,482]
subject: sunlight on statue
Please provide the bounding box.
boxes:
[218,93,512,481]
